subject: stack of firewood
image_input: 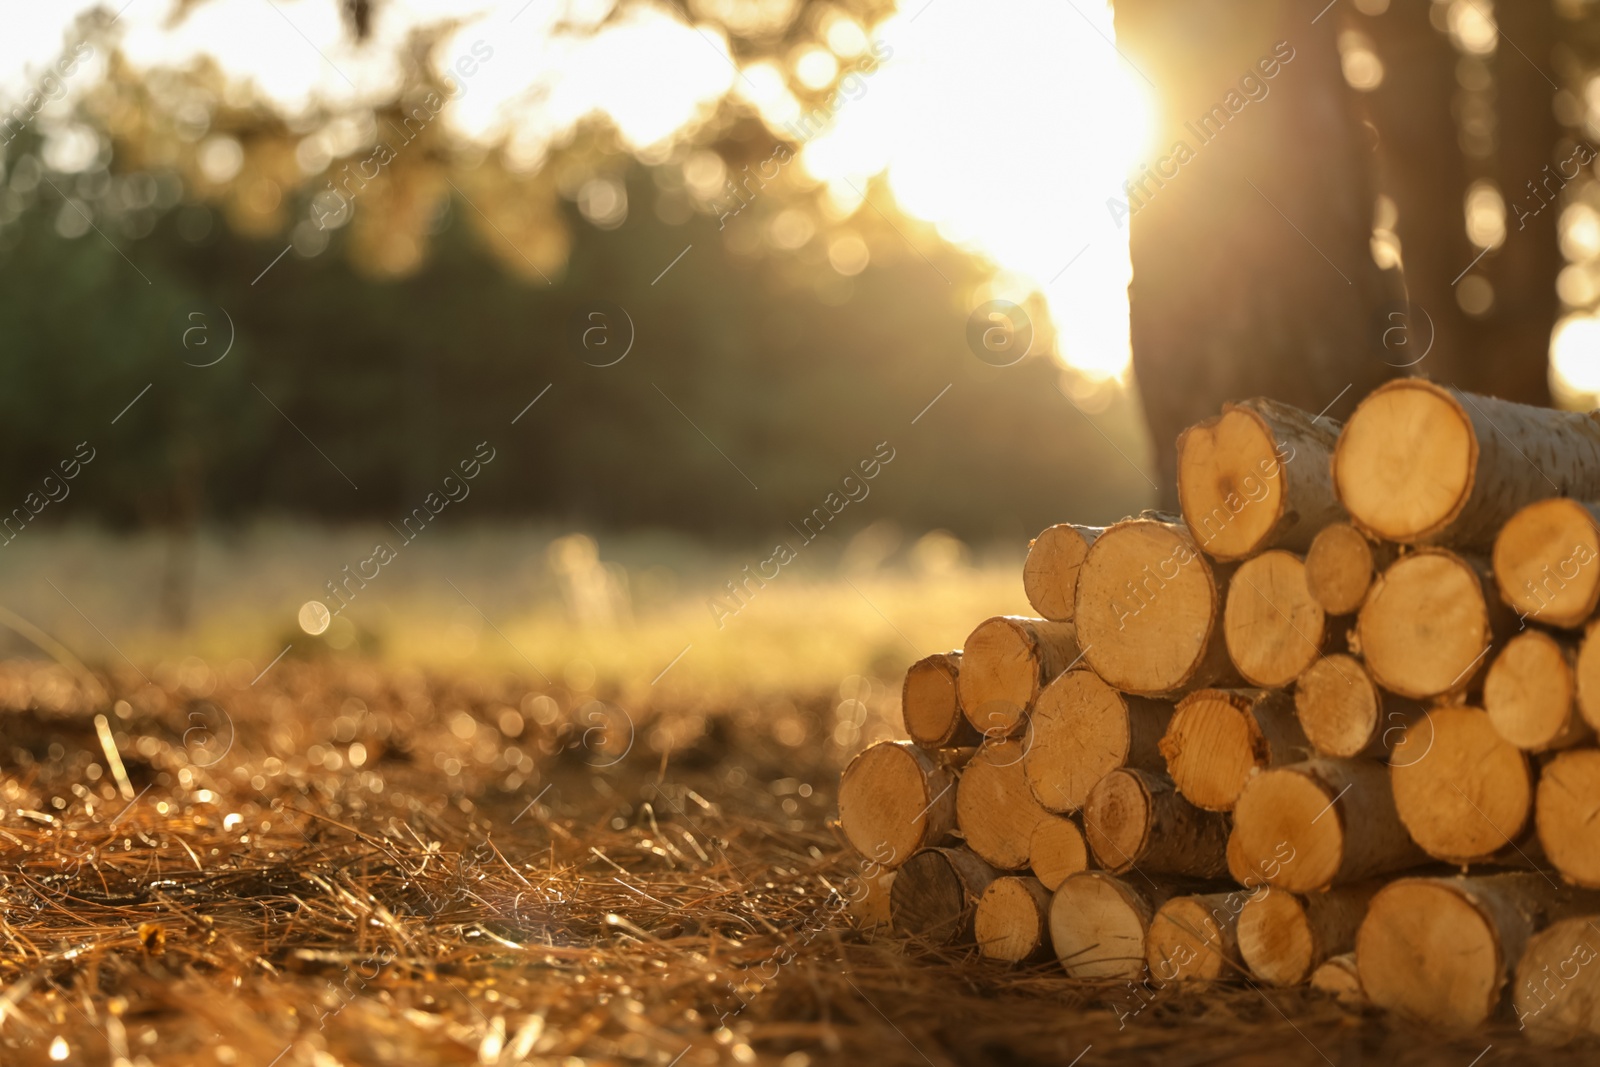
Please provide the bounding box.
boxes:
[837,379,1600,1035]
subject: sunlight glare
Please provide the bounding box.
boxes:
[1552,313,1600,399]
[2,1,1149,379]
[796,0,1153,379]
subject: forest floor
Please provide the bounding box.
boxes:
[2,658,1598,1067]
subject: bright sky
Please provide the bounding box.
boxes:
[1,0,1152,380]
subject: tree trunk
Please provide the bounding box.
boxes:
[1355,0,1559,404]
[1112,0,1397,504]
[1475,0,1560,405]
[1356,0,1478,390]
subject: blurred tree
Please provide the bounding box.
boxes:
[1358,0,1562,406]
[0,139,1152,547]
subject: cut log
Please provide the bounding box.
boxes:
[888,846,998,945]
[1081,768,1230,878]
[1484,631,1591,752]
[1303,522,1395,616]
[1356,548,1507,700]
[1237,884,1379,986]
[901,652,981,749]
[1390,706,1535,865]
[974,876,1053,962]
[1333,378,1600,547]
[1074,518,1240,697]
[1493,498,1600,628]
[957,616,1081,738]
[1511,915,1600,1043]
[1309,953,1365,1006]
[1223,550,1335,688]
[1023,668,1172,813]
[1293,653,1426,760]
[1145,892,1246,982]
[1023,524,1102,622]
[1029,816,1089,891]
[1578,619,1600,732]
[1580,617,1600,735]
[1049,872,1179,979]
[1177,397,1343,562]
[1536,749,1600,889]
[1357,873,1600,1030]
[848,869,896,932]
[1160,689,1309,812]
[955,739,1052,870]
[838,741,957,868]
[1230,758,1422,892]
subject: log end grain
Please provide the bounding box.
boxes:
[1391,706,1532,864]
[902,652,974,749]
[1309,953,1366,1006]
[1023,524,1099,622]
[1083,767,1228,877]
[974,876,1052,962]
[1333,378,1476,544]
[1162,690,1273,812]
[1511,915,1600,1044]
[1357,550,1492,700]
[956,739,1052,870]
[1575,619,1600,733]
[1177,404,1287,562]
[1049,872,1155,979]
[1025,668,1158,813]
[1484,630,1583,752]
[838,741,953,868]
[958,616,1078,738]
[1075,520,1228,697]
[1536,749,1600,889]
[1223,550,1326,688]
[1029,815,1089,891]
[1145,894,1242,982]
[1304,522,1378,616]
[1294,654,1380,758]
[1356,879,1507,1030]
[1237,888,1316,986]
[1229,767,1343,893]
[1493,498,1600,629]
[1082,767,1155,874]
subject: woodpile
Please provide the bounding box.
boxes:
[843,384,1600,1035]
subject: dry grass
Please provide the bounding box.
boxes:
[2,657,1599,1067]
